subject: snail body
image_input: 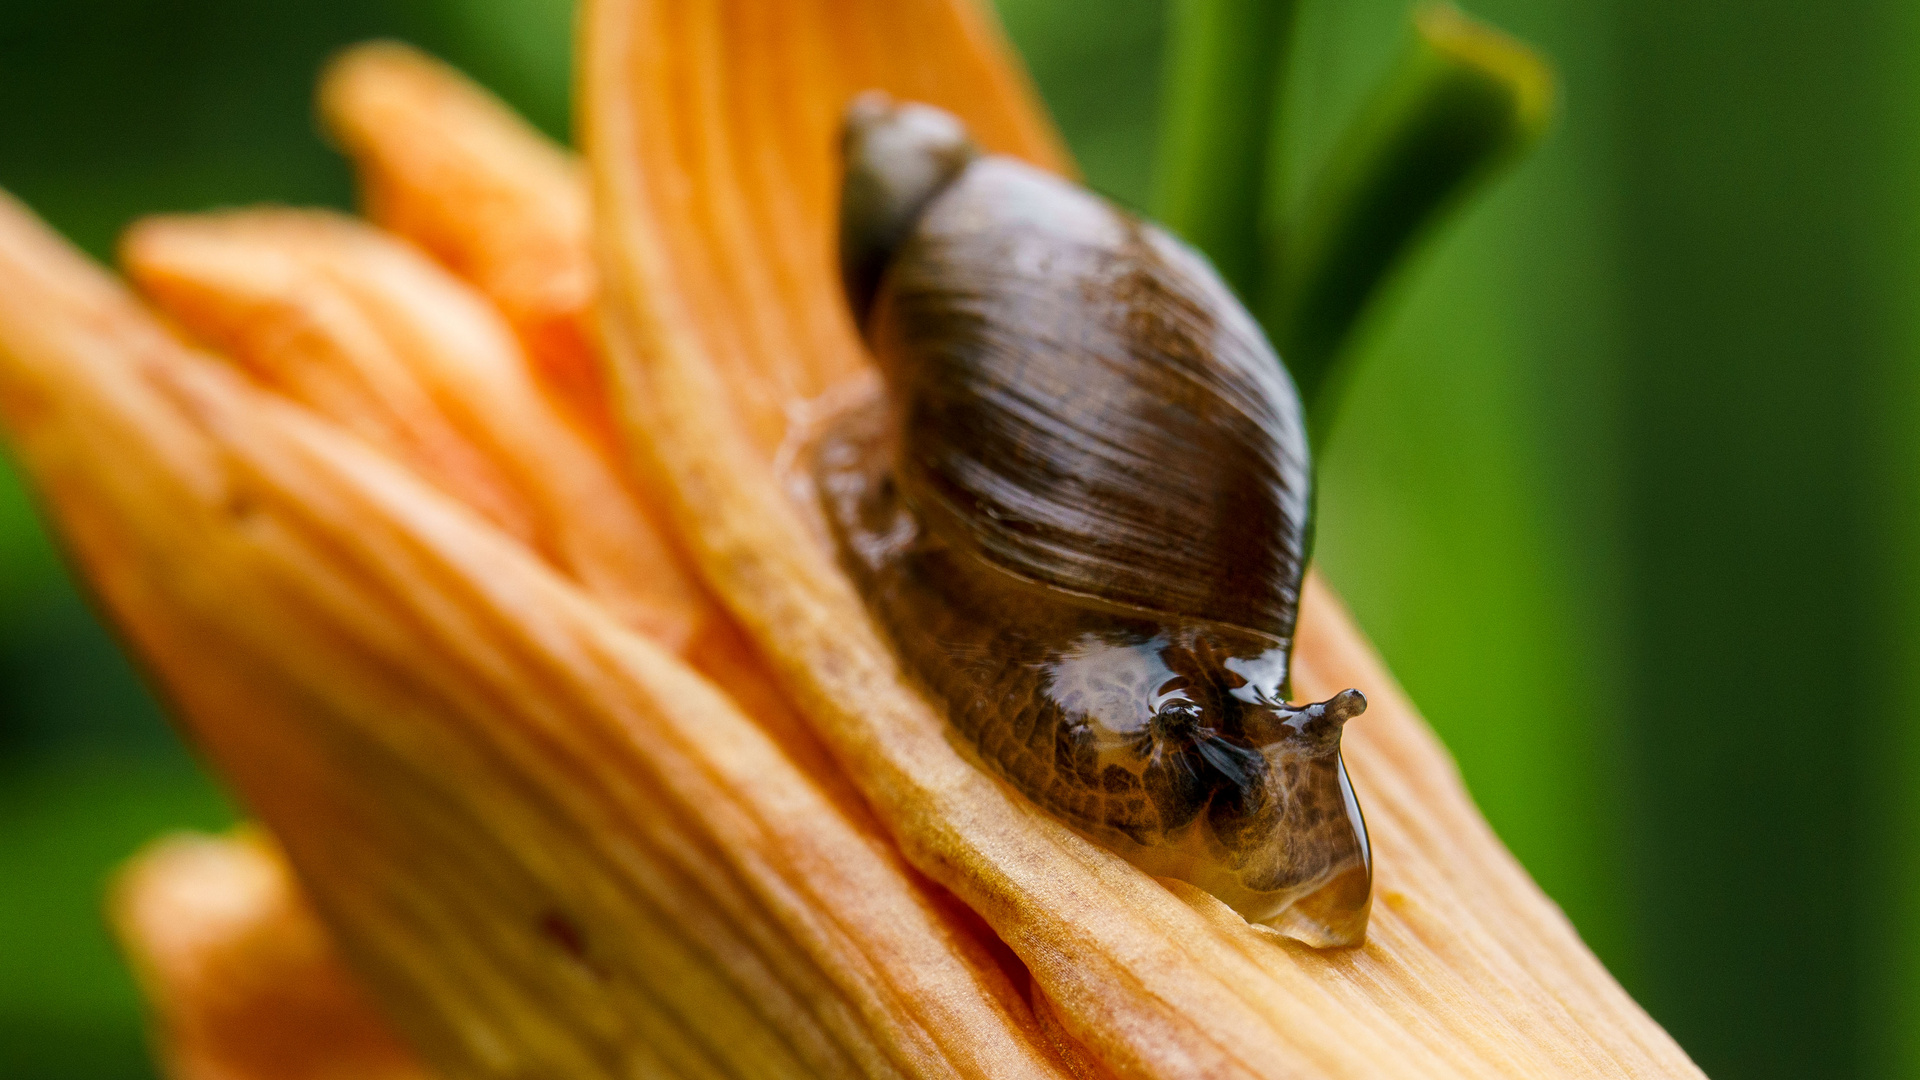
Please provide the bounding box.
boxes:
[821,96,1371,945]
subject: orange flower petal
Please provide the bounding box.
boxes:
[121,208,700,650]
[585,1,1700,1076]
[0,191,1070,1079]
[315,45,870,805]
[112,829,435,1080]
[588,0,1067,461]
[318,42,604,437]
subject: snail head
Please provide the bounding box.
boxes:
[1129,633,1366,758]
[838,92,978,328]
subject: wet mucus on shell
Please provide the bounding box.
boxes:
[819,92,1372,946]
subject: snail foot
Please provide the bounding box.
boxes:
[1267,862,1373,949]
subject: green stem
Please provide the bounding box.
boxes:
[1267,3,1552,442]
[1154,0,1299,302]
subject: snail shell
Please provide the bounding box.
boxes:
[820,94,1371,946]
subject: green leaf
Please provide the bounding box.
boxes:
[1268,3,1552,440]
[1153,0,1298,300]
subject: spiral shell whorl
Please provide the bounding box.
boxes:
[868,158,1314,657]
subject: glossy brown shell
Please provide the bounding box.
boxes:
[869,159,1313,653]
[823,106,1371,945]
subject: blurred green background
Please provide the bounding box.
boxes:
[0,0,1914,1077]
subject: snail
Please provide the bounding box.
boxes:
[815,93,1372,947]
